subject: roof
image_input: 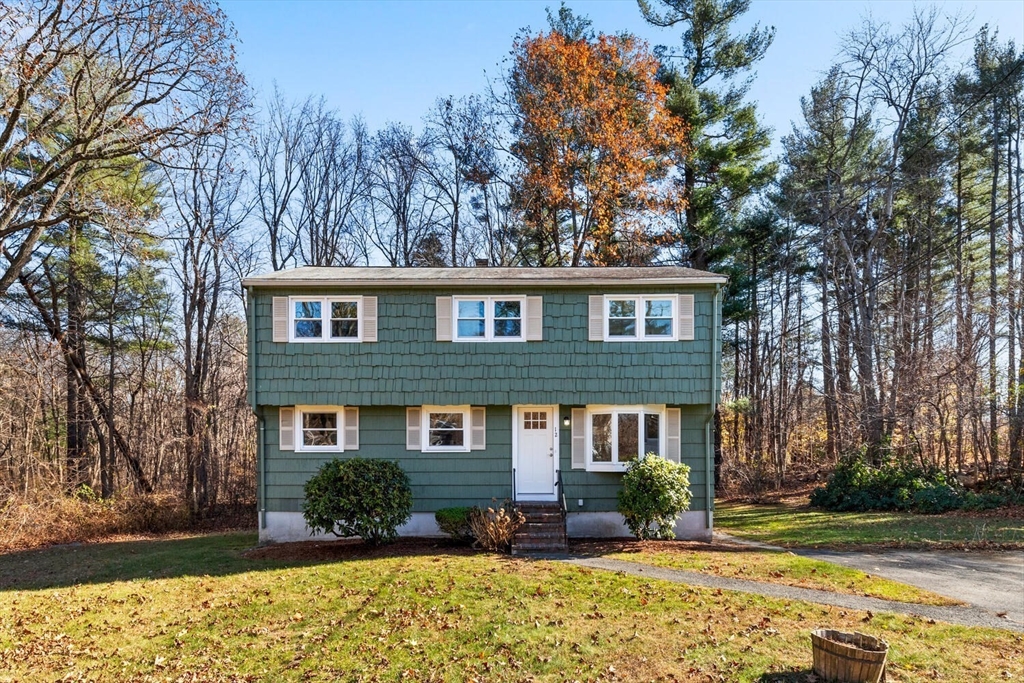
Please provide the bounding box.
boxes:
[242,266,728,288]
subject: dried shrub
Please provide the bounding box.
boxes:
[468,500,525,552]
[0,489,192,552]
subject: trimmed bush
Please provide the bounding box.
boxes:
[809,455,997,514]
[468,500,524,552]
[302,458,412,545]
[435,506,473,542]
[617,454,692,540]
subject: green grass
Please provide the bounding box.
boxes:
[1,532,1022,682]
[601,544,959,606]
[716,502,1024,549]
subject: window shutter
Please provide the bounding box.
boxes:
[678,294,695,341]
[272,297,289,342]
[525,296,543,341]
[362,296,378,342]
[406,407,422,450]
[666,408,681,463]
[571,408,586,469]
[343,407,359,450]
[436,296,452,341]
[588,296,603,341]
[470,407,486,450]
[279,407,295,451]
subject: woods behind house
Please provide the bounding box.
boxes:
[1,0,1022,530]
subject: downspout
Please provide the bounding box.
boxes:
[246,286,266,531]
[705,285,722,531]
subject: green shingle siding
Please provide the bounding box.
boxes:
[251,287,718,407]
[263,404,711,516]
[254,283,721,523]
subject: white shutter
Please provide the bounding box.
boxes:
[525,296,543,341]
[343,407,359,450]
[279,407,295,451]
[470,407,486,450]
[406,407,422,450]
[588,296,603,341]
[272,297,289,342]
[571,408,586,469]
[436,297,453,341]
[362,296,378,342]
[678,294,695,341]
[665,408,681,463]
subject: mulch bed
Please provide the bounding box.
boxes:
[570,538,754,557]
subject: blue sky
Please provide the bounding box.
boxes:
[221,0,1024,151]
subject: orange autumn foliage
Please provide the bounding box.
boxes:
[510,30,689,265]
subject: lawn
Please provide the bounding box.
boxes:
[584,540,959,606]
[716,501,1024,549]
[1,533,1021,682]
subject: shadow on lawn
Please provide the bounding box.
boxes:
[0,533,488,591]
[0,533,780,592]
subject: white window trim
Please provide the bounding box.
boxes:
[585,404,666,472]
[452,296,527,342]
[421,404,472,452]
[603,295,678,342]
[288,296,363,343]
[295,405,347,453]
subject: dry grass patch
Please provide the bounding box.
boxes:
[575,539,960,606]
[0,490,254,552]
[0,533,1021,682]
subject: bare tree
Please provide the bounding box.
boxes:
[362,123,439,267]
[165,114,250,514]
[295,108,369,267]
[0,0,243,296]
[421,96,493,265]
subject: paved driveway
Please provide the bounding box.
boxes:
[798,548,1024,626]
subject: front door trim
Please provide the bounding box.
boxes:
[512,404,559,501]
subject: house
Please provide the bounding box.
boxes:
[243,266,725,545]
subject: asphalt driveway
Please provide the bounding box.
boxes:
[797,548,1024,626]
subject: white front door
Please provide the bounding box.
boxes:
[514,405,557,500]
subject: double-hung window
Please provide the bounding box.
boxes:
[425,407,469,451]
[289,297,362,342]
[605,296,676,341]
[284,405,359,453]
[587,406,664,471]
[407,405,487,453]
[454,297,524,341]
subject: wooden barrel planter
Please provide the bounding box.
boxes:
[811,629,889,683]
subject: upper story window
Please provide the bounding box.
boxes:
[289,296,362,342]
[454,297,525,342]
[587,405,664,472]
[605,296,676,341]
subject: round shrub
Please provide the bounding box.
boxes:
[617,454,692,540]
[435,506,473,542]
[302,458,412,545]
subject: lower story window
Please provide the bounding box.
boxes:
[422,406,471,452]
[295,406,352,452]
[588,406,663,471]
